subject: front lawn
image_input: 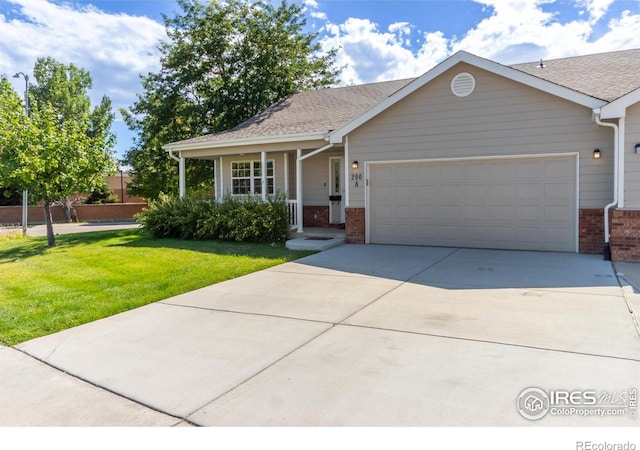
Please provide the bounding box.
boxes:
[0,229,312,345]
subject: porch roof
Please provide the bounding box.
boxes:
[163,78,413,152]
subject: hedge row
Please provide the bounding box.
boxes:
[136,193,289,243]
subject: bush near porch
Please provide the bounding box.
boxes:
[136,193,289,243]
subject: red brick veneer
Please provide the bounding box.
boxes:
[579,209,605,254]
[345,207,365,244]
[302,205,330,227]
[610,209,640,261]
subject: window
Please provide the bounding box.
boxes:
[232,160,274,195]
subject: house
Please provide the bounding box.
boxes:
[163,48,640,261]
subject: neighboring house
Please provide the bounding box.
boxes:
[163,48,640,261]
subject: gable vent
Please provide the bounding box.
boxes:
[451,72,476,97]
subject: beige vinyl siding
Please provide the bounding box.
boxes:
[624,103,640,208]
[347,62,613,209]
[301,150,343,205]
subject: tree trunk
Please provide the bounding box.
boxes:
[43,199,56,247]
[61,196,77,223]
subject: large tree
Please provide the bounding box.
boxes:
[30,57,116,221]
[0,69,115,247]
[122,0,339,200]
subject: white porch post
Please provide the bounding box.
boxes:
[261,151,267,201]
[219,156,224,200]
[179,156,186,198]
[213,159,218,201]
[283,153,289,197]
[296,148,303,233]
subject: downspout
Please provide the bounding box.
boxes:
[167,149,186,198]
[593,110,619,260]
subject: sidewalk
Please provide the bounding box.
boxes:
[0,345,182,426]
[612,261,640,333]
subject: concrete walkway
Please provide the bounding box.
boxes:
[3,246,640,426]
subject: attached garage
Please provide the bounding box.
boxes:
[368,155,578,252]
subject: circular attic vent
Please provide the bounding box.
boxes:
[451,72,476,97]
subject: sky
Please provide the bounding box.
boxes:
[1,0,640,162]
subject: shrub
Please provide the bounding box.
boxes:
[85,183,119,204]
[136,193,289,243]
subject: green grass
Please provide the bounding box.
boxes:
[0,229,313,345]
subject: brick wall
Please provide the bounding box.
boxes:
[0,203,147,225]
[610,209,640,261]
[345,207,365,244]
[579,209,605,254]
[303,205,329,227]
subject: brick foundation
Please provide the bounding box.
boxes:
[579,209,605,254]
[302,205,330,227]
[610,209,640,261]
[345,207,365,244]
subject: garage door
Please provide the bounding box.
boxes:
[369,156,577,252]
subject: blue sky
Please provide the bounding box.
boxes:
[1,0,640,161]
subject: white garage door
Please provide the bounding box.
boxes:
[369,156,577,252]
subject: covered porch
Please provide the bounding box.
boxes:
[164,140,347,233]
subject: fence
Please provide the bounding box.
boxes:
[0,203,147,225]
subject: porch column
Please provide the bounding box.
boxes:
[213,158,218,201]
[296,148,303,233]
[179,156,186,198]
[261,151,267,201]
[219,156,224,201]
[283,153,289,197]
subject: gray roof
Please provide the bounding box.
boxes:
[174,78,413,146]
[510,48,640,102]
[170,48,640,148]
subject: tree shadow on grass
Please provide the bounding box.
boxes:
[0,238,50,263]
[0,229,143,263]
[1,228,314,264]
[111,232,314,260]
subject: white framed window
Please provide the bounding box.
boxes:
[231,160,274,195]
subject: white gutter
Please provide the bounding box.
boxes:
[167,149,186,198]
[593,109,620,259]
[299,143,334,161]
[164,131,326,152]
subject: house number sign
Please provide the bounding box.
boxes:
[351,172,363,188]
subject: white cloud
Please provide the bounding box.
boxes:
[310,11,327,20]
[579,0,616,23]
[319,18,425,84]
[315,0,640,85]
[0,0,165,114]
[452,0,594,62]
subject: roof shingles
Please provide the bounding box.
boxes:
[510,48,640,102]
[170,48,640,148]
[171,79,412,146]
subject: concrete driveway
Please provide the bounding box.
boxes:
[4,245,639,426]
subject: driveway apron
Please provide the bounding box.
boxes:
[14,245,640,426]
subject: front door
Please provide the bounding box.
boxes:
[329,157,345,224]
